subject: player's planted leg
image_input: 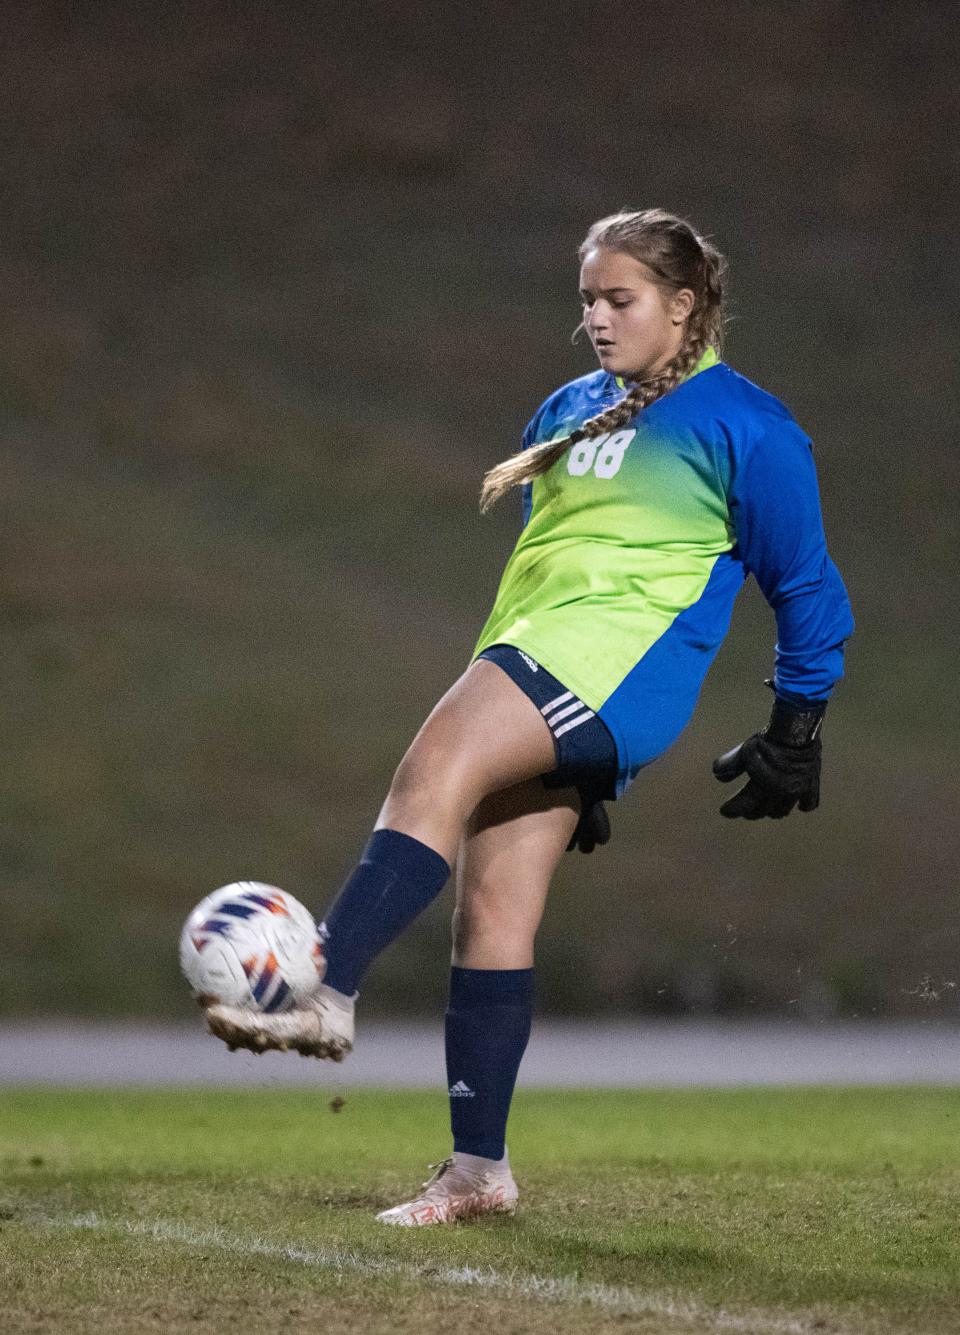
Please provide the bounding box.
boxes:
[376,782,575,1224]
[377,963,532,1226]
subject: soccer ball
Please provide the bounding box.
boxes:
[179,882,324,1011]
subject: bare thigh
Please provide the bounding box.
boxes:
[375,659,559,865]
[452,779,580,969]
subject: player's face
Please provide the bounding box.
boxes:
[579,248,693,380]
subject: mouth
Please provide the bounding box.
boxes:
[595,339,615,354]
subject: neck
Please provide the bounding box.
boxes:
[623,335,689,386]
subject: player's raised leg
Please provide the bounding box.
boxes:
[377,778,577,1224]
[206,660,559,1056]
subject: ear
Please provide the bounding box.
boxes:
[669,288,695,326]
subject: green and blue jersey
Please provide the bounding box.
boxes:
[473,351,853,795]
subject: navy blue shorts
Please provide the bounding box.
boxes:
[476,644,619,802]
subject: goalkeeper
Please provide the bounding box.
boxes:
[207,208,853,1226]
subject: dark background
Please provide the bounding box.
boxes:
[2,0,957,1019]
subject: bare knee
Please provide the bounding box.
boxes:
[386,736,477,825]
[451,882,543,969]
[375,737,482,866]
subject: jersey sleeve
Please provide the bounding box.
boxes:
[727,420,854,703]
[518,391,558,528]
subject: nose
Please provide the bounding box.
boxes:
[586,300,611,333]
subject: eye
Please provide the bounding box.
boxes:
[611,299,631,309]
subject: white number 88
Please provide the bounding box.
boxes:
[565,428,634,479]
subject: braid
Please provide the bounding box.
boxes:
[480,319,713,515]
[480,210,725,513]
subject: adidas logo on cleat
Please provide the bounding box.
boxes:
[448,1080,476,1097]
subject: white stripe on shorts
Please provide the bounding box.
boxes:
[552,709,596,739]
[546,698,590,727]
[541,690,574,716]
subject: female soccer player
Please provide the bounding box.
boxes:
[207,209,853,1225]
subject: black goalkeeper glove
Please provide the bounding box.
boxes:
[566,795,611,853]
[712,695,826,820]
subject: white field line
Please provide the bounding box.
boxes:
[33,1210,840,1335]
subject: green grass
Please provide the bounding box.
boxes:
[2,1088,958,1333]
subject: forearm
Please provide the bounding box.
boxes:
[768,556,853,702]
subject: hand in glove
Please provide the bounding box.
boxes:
[566,795,611,853]
[713,696,826,820]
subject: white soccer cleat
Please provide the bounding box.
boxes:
[206,983,355,1060]
[376,1156,519,1227]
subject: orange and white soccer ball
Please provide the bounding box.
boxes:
[179,882,324,1011]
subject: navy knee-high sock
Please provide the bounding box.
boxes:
[319,829,450,996]
[445,966,534,1160]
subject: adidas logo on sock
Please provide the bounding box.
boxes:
[448,1080,476,1098]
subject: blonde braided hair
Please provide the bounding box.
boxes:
[480,209,726,513]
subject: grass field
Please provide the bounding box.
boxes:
[1,1088,958,1333]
